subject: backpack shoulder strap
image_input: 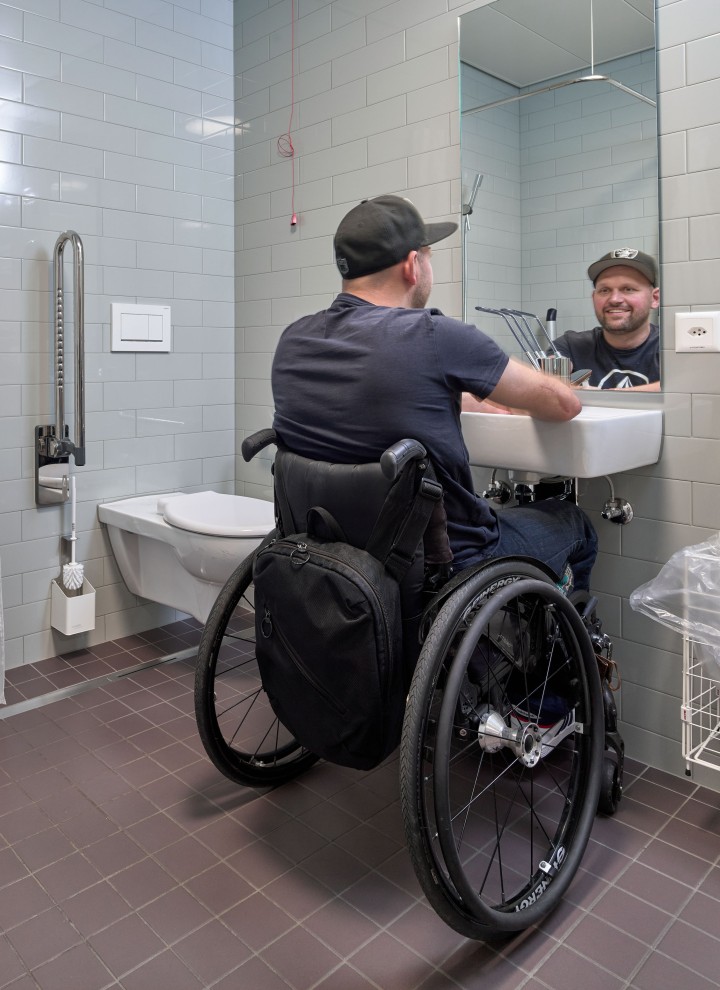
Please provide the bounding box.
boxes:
[366,461,444,582]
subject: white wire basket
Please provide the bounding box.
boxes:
[682,636,720,773]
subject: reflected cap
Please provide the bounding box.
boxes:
[588,248,657,287]
[334,195,458,279]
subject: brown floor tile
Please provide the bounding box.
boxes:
[563,913,650,980]
[221,890,296,951]
[2,625,720,990]
[631,950,720,990]
[88,913,166,977]
[118,947,205,990]
[655,918,720,984]
[592,884,673,945]
[171,917,252,984]
[259,925,342,989]
[30,941,114,990]
[656,814,720,862]
[213,954,294,989]
[532,944,625,990]
[6,906,82,970]
[137,884,214,944]
[350,930,446,989]
[61,879,132,937]
[34,851,103,903]
[637,837,714,887]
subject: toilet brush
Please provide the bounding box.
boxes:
[62,475,85,591]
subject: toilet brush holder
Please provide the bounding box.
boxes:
[51,578,96,635]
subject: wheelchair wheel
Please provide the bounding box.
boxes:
[598,756,622,816]
[400,559,604,939]
[194,550,319,787]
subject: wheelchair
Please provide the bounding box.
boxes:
[194,430,624,941]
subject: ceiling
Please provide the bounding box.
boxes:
[460,0,655,89]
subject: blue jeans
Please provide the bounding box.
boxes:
[473,499,598,591]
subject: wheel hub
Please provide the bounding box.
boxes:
[477,708,543,766]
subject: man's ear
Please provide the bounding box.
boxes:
[400,250,419,285]
[651,287,660,309]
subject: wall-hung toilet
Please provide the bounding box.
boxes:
[98,491,275,623]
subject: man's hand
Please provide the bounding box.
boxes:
[486,357,582,422]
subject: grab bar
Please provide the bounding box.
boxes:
[35,231,86,505]
[53,231,86,466]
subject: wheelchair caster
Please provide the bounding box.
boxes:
[597,755,622,815]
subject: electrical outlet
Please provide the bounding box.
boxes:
[675,311,720,352]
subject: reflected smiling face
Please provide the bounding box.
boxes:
[592,266,660,347]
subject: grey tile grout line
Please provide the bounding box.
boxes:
[0,647,198,720]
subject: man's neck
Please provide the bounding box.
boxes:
[341,283,411,308]
[602,321,653,351]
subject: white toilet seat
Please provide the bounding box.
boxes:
[161,491,274,537]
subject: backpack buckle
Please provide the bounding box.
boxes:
[420,478,442,501]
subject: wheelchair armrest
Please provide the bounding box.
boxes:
[241,428,277,462]
[380,438,427,480]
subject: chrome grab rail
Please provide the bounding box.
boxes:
[35,230,86,505]
[53,230,86,467]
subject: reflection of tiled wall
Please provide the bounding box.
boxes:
[520,51,658,332]
[234,0,720,790]
[461,67,522,357]
[461,52,658,350]
[0,1,234,666]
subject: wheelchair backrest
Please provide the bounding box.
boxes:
[273,449,395,550]
[270,442,451,678]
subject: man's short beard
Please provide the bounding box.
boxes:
[601,310,648,335]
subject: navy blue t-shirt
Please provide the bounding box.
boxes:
[554,325,659,389]
[271,293,510,567]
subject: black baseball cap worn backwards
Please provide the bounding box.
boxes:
[588,248,657,287]
[334,194,458,279]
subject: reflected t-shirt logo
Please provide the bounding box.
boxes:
[598,369,651,389]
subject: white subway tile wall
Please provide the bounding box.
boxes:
[233,0,720,789]
[0,0,235,665]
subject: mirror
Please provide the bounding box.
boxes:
[459,0,660,386]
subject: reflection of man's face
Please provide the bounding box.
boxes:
[592,266,660,340]
[410,246,434,309]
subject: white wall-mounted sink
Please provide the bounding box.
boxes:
[461,405,663,478]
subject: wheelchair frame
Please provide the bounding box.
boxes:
[194,430,623,940]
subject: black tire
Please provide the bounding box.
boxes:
[598,757,621,816]
[194,550,319,787]
[400,559,605,939]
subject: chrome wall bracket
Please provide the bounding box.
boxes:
[35,425,70,505]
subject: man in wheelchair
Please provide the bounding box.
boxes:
[271,193,597,592]
[193,194,622,942]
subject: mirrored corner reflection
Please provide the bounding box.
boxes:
[459,0,660,391]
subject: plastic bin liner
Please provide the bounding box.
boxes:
[629,535,720,678]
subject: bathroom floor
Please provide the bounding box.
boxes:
[1,623,720,990]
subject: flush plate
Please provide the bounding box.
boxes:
[111,303,171,352]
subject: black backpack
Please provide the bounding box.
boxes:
[253,457,445,770]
